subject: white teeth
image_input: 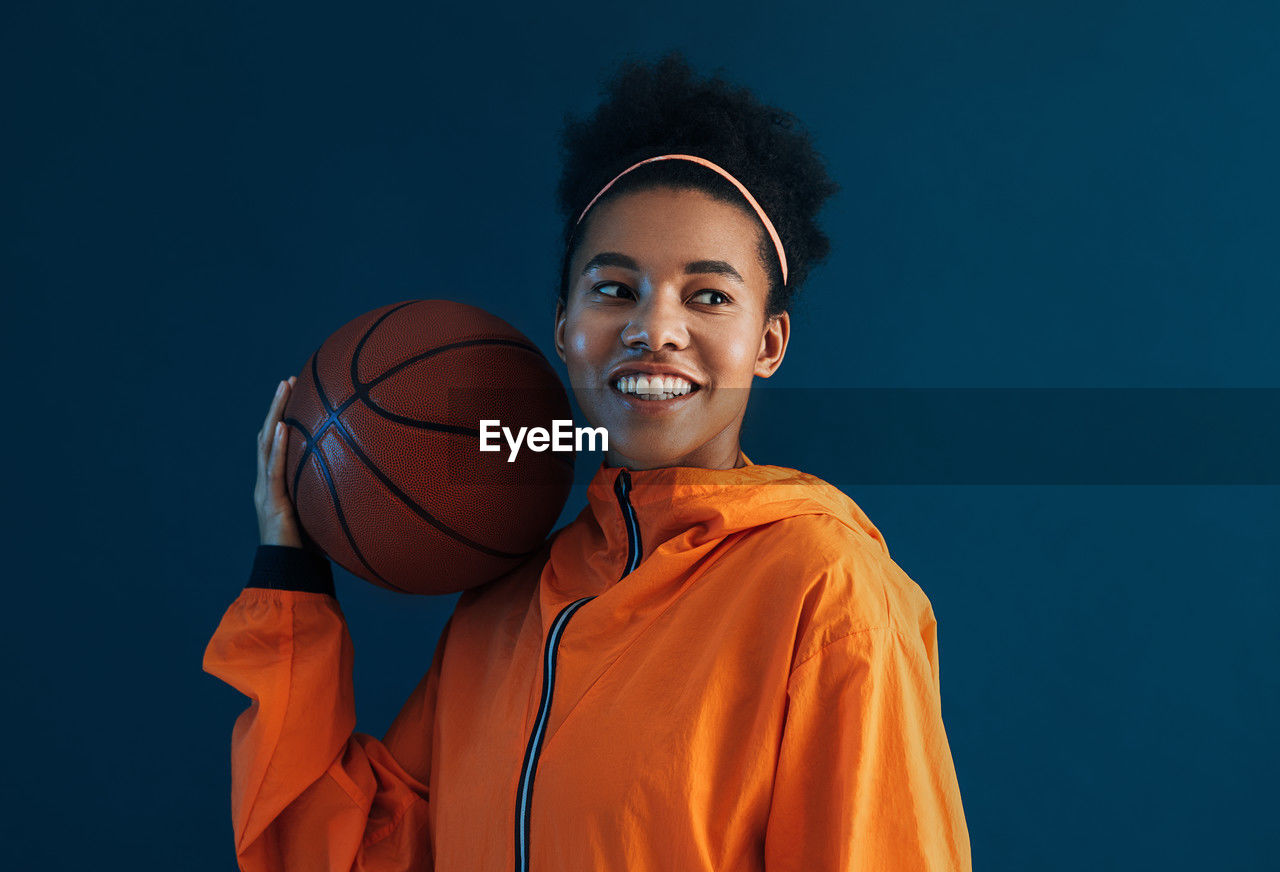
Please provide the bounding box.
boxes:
[614,373,695,399]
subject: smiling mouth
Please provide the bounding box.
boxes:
[610,375,701,403]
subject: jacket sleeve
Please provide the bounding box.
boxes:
[202,547,449,871]
[763,623,972,871]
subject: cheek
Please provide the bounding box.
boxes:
[566,326,594,358]
[562,313,615,376]
[710,329,764,385]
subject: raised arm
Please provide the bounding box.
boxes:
[203,544,447,871]
[203,376,443,870]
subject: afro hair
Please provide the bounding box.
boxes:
[556,50,840,318]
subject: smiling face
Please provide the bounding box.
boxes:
[554,186,790,470]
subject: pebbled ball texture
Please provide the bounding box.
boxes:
[282,299,575,595]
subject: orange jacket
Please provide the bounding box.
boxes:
[203,455,971,871]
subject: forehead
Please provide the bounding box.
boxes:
[572,187,769,287]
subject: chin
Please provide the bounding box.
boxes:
[607,435,699,470]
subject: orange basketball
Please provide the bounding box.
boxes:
[281,300,575,595]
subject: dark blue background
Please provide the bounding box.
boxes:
[6,1,1277,868]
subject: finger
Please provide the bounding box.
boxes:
[272,377,292,420]
[260,380,286,450]
[268,420,291,502]
[257,385,284,484]
[260,417,279,486]
[274,378,295,430]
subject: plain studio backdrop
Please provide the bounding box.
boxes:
[4,1,1277,869]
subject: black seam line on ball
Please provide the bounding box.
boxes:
[297,353,478,495]
[298,340,481,500]
[353,337,549,432]
[285,301,559,565]
[328,413,540,560]
[315,301,574,453]
[286,416,318,502]
[352,301,546,406]
[354,301,534,392]
[285,353,331,500]
[291,361,531,575]
[286,413,408,593]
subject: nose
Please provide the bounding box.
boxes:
[621,289,688,351]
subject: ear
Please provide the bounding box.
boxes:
[754,311,790,378]
[553,298,568,364]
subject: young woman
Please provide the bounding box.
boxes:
[205,52,971,871]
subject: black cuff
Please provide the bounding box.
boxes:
[247,544,336,596]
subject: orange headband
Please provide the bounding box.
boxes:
[574,153,789,285]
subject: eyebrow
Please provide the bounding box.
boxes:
[580,251,745,284]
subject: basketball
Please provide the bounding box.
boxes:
[280,299,576,595]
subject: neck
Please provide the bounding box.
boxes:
[605,439,744,471]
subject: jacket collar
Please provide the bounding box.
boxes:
[547,451,889,594]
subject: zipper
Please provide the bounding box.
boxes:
[513,467,643,871]
[514,595,593,872]
[613,467,642,576]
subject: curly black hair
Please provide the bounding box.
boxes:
[555,50,840,318]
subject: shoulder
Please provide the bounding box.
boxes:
[743,488,938,670]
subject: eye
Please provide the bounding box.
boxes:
[690,289,730,305]
[592,282,633,299]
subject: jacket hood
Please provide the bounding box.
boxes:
[544,451,889,600]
